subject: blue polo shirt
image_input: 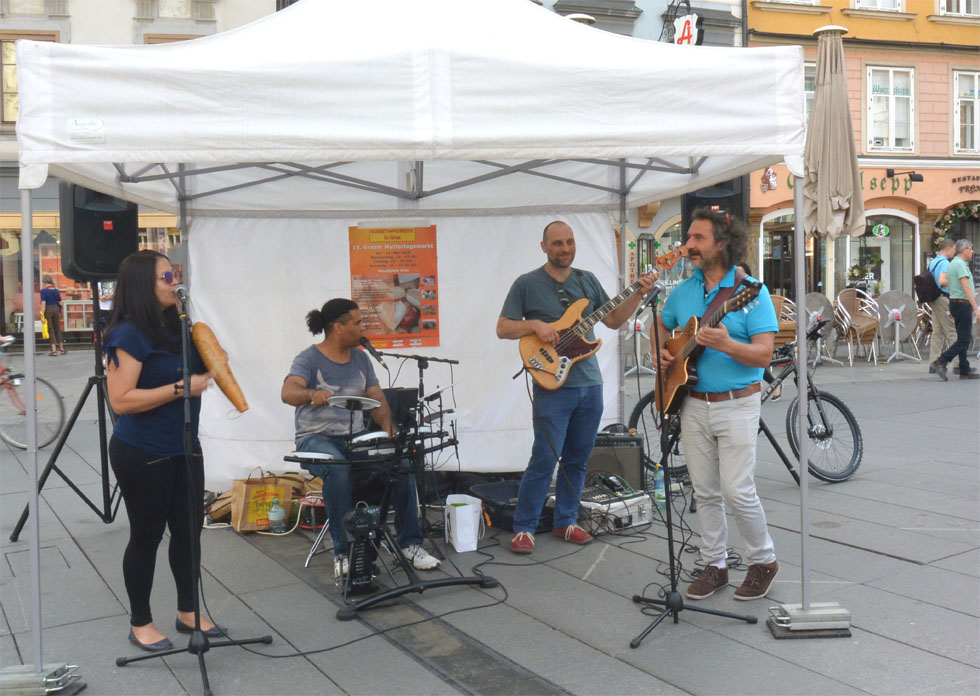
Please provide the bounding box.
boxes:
[930,255,950,297]
[661,267,778,393]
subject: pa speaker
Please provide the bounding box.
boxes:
[680,175,749,239]
[587,433,645,491]
[60,182,139,282]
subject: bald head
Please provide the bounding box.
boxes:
[541,221,575,270]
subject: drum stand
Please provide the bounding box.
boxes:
[335,444,498,621]
[377,350,459,537]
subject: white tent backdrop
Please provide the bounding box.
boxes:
[190,211,620,489]
[14,0,806,487]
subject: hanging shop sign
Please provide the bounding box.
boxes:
[349,224,439,348]
[870,223,890,238]
[673,14,703,46]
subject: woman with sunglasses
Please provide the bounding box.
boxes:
[103,250,217,652]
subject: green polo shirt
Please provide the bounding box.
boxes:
[947,256,973,301]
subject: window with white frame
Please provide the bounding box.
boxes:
[955,71,979,154]
[804,62,816,124]
[868,66,914,152]
[855,0,901,9]
[941,0,980,16]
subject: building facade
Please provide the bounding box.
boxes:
[747,0,980,299]
[0,0,274,335]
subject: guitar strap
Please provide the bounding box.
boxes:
[700,267,748,325]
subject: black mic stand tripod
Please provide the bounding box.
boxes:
[11,283,121,542]
[115,298,272,696]
[629,300,756,649]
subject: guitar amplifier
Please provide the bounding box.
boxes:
[587,433,645,491]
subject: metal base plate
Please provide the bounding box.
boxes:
[767,602,852,638]
[767,617,851,639]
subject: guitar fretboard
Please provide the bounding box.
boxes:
[573,279,644,337]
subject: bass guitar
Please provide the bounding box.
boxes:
[654,281,762,415]
[519,247,687,390]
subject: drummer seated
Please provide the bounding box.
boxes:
[281,298,440,579]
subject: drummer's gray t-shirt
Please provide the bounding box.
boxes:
[287,346,379,445]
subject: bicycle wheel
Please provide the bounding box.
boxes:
[785,390,862,482]
[627,389,688,480]
[0,376,66,449]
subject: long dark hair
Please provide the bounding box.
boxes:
[306,298,358,336]
[103,250,181,351]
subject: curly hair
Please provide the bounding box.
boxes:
[690,207,747,270]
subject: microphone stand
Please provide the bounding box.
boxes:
[629,297,756,649]
[376,351,458,539]
[116,296,272,696]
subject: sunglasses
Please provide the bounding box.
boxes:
[556,287,570,309]
[158,270,180,284]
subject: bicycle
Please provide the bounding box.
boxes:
[628,319,863,485]
[0,337,66,449]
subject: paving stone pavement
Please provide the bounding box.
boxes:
[1,346,978,695]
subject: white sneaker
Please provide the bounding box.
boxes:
[402,544,440,570]
[333,555,349,579]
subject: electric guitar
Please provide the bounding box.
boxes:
[519,247,688,390]
[654,282,762,415]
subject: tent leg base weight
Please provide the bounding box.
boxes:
[767,602,852,639]
[767,618,851,639]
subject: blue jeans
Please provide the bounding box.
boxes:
[512,385,604,533]
[297,434,423,554]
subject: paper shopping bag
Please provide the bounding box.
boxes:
[230,468,292,532]
[444,494,484,553]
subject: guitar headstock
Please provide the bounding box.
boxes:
[724,281,762,315]
[653,246,689,272]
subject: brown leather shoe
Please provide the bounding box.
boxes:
[686,565,729,600]
[734,561,779,600]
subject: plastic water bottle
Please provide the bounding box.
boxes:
[268,497,286,534]
[653,468,666,511]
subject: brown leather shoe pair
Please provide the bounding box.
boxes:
[686,561,779,600]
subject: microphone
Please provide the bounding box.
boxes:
[175,285,189,303]
[641,282,666,310]
[358,336,388,369]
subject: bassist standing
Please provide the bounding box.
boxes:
[497,220,657,554]
[653,208,780,601]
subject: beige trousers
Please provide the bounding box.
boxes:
[928,295,955,363]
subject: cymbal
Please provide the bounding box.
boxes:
[422,383,457,402]
[423,407,470,424]
[326,395,382,411]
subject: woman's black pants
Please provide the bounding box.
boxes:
[109,436,203,627]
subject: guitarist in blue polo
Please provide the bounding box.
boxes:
[497,220,657,555]
[653,207,780,601]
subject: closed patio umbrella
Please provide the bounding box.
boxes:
[803,26,865,244]
[780,25,860,634]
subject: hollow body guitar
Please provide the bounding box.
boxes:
[519,247,687,390]
[655,282,762,415]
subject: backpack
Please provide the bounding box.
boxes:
[913,257,942,303]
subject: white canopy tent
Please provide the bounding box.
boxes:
[12,0,813,668]
[15,0,805,489]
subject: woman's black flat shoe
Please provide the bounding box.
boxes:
[175,617,226,637]
[128,628,173,652]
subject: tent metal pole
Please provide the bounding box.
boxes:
[792,176,811,611]
[20,188,43,673]
[618,159,628,422]
[179,164,189,284]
